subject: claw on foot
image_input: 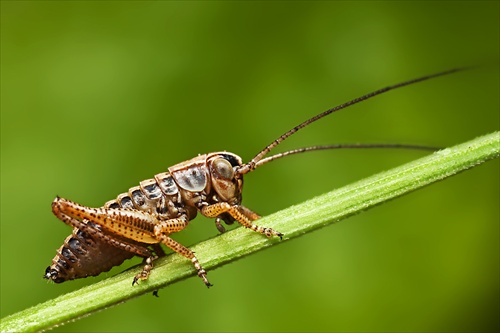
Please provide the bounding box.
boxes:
[197,269,213,288]
[132,257,154,286]
[215,217,226,234]
[263,227,284,240]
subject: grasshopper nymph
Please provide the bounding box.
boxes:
[45,68,464,287]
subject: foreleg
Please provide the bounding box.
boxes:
[201,203,283,239]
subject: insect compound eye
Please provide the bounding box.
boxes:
[212,158,234,180]
[208,155,241,203]
[219,153,242,168]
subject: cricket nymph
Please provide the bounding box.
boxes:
[46,68,464,288]
[45,152,282,287]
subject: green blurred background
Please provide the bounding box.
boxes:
[1,1,498,332]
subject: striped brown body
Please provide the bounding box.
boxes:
[45,68,463,287]
[45,152,281,286]
[45,224,136,283]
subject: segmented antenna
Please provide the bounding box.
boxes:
[236,67,466,175]
[253,143,441,169]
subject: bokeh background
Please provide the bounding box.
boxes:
[1,1,498,332]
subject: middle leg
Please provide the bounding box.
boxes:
[153,216,212,287]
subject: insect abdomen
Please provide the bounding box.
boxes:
[44,223,135,283]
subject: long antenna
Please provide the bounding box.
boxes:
[236,67,466,175]
[253,143,440,169]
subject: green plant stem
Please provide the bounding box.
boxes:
[1,131,499,333]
